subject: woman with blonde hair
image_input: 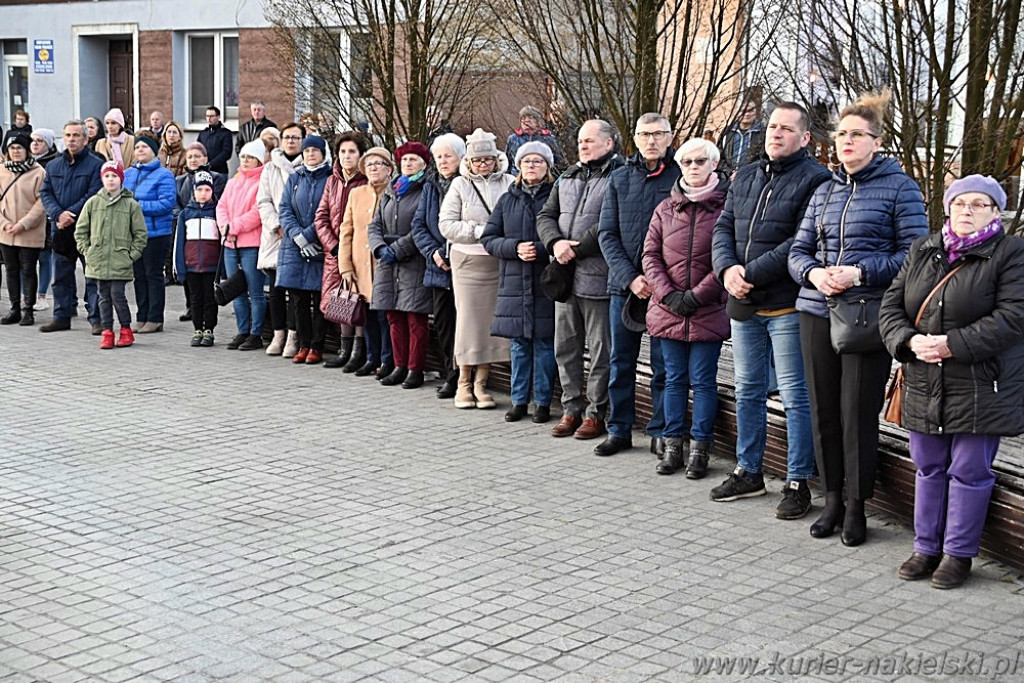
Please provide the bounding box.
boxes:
[159,122,188,176]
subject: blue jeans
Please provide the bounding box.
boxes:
[363,308,394,366]
[132,234,171,323]
[606,293,665,439]
[50,249,98,324]
[509,337,556,407]
[223,247,266,335]
[731,313,815,480]
[27,247,51,296]
[659,338,723,441]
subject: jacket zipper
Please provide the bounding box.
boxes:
[744,170,774,263]
[684,203,698,338]
[836,180,857,265]
[970,365,979,433]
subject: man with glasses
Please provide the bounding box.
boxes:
[594,113,681,457]
[198,106,233,174]
[506,105,565,175]
[537,119,623,440]
[710,102,830,519]
[718,101,765,175]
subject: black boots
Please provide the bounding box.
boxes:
[841,498,867,547]
[684,441,711,479]
[18,308,33,326]
[0,308,21,325]
[810,491,846,538]
[342,337,367,372]
[324,337,355,368]
[656,438,688,475]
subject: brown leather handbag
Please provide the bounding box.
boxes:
[884,264,965,426]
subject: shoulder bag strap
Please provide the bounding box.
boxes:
[468,181,492,214]
[914,263,966,327]
[0,170,26,207]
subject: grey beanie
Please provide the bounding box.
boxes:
[465,128,499,159]
[515,141,554,169]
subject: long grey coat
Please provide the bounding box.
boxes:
[366,181,431,313]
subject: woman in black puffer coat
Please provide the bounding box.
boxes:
[880,174,1024,590]
[481,141,556,424]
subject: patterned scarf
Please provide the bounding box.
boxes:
[393,170,424,197]
[942,215,1003,263]
[3,157,36,174]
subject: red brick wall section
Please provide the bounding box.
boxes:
[139,30,173,125]
[238,28,295,127]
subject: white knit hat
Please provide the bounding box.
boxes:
[465,128,498,159]
[239,139,267,163]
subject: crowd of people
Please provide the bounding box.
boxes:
[1,95,1021,591]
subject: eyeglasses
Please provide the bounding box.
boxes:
[634,131,672,141]
[950,200,995,213]
[678,157,709,167]
[519,158,547,166]
[469,158,496,165]
[282,135,302,142]
[364,161,391,170]
[832,130,878,142]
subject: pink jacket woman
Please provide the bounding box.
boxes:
[216,165,264,248]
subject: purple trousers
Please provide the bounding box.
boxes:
[909,431,1000,558]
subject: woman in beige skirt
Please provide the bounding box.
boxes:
[439,129,514,408]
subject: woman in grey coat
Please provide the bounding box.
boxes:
[367,142,433,389]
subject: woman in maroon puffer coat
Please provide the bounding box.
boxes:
[642,138,730,478]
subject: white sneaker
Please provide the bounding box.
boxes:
[33,296,49,311]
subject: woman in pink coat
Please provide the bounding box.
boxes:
[642,138,730,479]
[216,139,267,350]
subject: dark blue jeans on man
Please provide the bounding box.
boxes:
[606,293,665,441]
[50,249,98,325]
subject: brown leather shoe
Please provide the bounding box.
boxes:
[898,552,941,581]
[551,414,582,438]
[930,555,972,589]
[573,417,606,440]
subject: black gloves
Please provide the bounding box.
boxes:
[662,290,700,316]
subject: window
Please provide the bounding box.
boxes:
[305,30,373,128]
[187,33,238,125]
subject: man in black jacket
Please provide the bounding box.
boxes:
[594,112,680,458]
[235,100,277,156]
[710,102,830,519]
[197,106,233,174]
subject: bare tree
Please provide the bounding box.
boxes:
[265,0,484,148]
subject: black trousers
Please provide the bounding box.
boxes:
[0,244,39,310]
[799,312,892,500]
[291,289,325,350]
[186,271,218,331]
[266,268,293,331]
[432,287,458,383]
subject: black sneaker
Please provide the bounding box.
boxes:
[775,480,812,520]
[238,335,264,351]
[190,330,204,347]
[226,333,248,350]
[710,467,767,502]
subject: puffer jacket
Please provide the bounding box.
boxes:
[0,163,46,248]
[537,151,624,300]
[879,231,1024,436]
[340,183,388,304]
[411,167,457,289]
[481,181,554,339]
[438,155,514,253]
[366,180,431,313]
[789,155,928,317]
[598,149,681,295]
[277,163,331,291]
[40,148,103,224]
[314,162,366,303]
[643,176,730,342]
[176,167,226,213]
[257,149,302,269]
[123,158,177,238]
[74,188,148,281]
[217,164,264,249]
[711,150,830,311]
[174,199,221,277]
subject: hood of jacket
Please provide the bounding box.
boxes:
[460,152,510,179]
[269,148,302,172]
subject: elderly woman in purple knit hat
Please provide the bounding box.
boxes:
[880,174,1024,589]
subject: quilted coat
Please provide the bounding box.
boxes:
[123,158,177,238]
[366,180,431,313]
[879,231,1024,436]
[438,154,514,252]
[174,199,221,277]
[788,155,928,318]
[481,181,554,339]
[217,164,264,249]
[411,167,456,289]
[642,176,730,342]
[276,163,331,291]
[256,149,302,269]
[314,162,366,306]
[711,150,830,311]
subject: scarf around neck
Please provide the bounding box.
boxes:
[942,215,1003,263]
[4,157,36,174]
[107,132,127,165]
[680,172,720,204]
[394,170,424,197]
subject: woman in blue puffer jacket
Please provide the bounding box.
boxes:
[789,90,929,547]
[123,133,177,333]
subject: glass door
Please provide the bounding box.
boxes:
[4,58,28,129]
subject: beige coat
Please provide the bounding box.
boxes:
[0,164,46,248]
[95,135,136,167]
[339,182,387,303]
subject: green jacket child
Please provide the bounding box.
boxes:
[75,164,148,281]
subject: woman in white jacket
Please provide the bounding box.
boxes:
[439,128,514,409]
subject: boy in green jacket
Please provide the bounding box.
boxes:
[75,161,148,349]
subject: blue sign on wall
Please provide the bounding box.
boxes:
[33,39,54,74]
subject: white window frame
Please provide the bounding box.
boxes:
[184,31,239,128]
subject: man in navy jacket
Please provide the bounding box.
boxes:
[39,120,103,332]
[595,112,680,457]
[710,102,830,519]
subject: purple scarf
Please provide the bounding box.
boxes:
[942,215,1003,263]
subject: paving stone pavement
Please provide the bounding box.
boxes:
[1,289,1023,682]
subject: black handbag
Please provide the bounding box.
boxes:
[51,225,80,260]
[213,237,249,306]
[540,260,575,303]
